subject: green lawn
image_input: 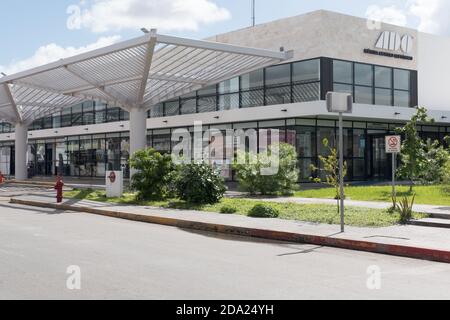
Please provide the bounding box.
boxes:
[65,189,427,228]
[294,185,450,206]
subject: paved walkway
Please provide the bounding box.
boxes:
[10,194,450,255]
[252,196,450,217]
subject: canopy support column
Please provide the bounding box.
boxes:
[129,107,148,178]
[14,123,28,180]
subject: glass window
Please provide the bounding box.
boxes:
[198,85,217,97]
[266,86,291,105]
[394,90,410,107]
[150,103,164,118]
[334,83,353,95]
[71,104,83,126]
[265,64,291,86]
[52,113,61,128]
[107,107,120,122]
[375,88,392,106]
[394,69,410,90]
[241,90,264,108]
[67,137,80,177]
[95,102,107,124]
[296,126,316,158]
[292,82,320,103]
[293,59,320,83]
[165,101,179,116]
[317,127,336,156]
[92,135,106,177]
[180,97,197,115]
[61,108,71,127]
[120,109,129,121]
[106,134,121,171]
[219,77,239,94]
[43,116,53,129]
[353,129,366,158]
[198,96,217,113]
[241,69,264,90]
[355,86,373,104]
[219,93,239,111]
[355,63,373,86]
[375,66,392,88]
[333,60,353,84]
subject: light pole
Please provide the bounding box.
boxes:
[326,92,353,233]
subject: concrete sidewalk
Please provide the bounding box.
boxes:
[9,193,450,264]
[253,196,450,217]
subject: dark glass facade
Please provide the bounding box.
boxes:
[0,57,443,182]
[3,119,445,181]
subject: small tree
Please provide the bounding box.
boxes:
[396,107,434,191]
[234,143,300,196]
[419,140,450,185]
[311,138,348,201]
[129,148,177,200]
[175,162,226,205]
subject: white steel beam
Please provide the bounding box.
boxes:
[64,66,133,111]
[2,84,22,123]
[137,30,157,106]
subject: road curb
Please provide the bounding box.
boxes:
[7,180,55,187]
[10,197,450,264]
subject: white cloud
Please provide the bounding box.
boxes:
[68,0,231,33]
[365,1,450,36]
[409,0,450,35]
[0,36,121,75]
[365,5,408,27]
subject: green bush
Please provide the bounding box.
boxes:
[220,205,237,214]
[175,163,226,204]
[234,143,299,195]
[397,194,416,224]
[129,148,177,200]
[248,204,280,218]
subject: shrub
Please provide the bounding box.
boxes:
[220,205,237,214]
[233,143,299,195]
[311,138,348,200]
[175,163,226,204]
[129,148,177,200]
[419,140,450,185]
[397,194,416,224]
[248,204,280,218]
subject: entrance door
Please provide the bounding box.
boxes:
[45,143,54,176]
[369,135,390,180]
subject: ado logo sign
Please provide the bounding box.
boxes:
[375,31,413,54]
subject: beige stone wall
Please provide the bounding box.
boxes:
[207,10,418,70]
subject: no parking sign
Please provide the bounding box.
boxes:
[385,136,401,154]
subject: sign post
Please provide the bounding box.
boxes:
[106,170,123,198]
[385,136,402,203]
[326,92,353,233]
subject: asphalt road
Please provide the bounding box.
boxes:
[1,199,450,300]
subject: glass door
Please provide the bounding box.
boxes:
[369,135,390,180]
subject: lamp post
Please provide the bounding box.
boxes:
[326,92,353,233]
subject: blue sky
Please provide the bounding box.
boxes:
[0,0,448,74]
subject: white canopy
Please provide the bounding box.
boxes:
[0,30,292,125]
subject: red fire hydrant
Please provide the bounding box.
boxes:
[54,176,64,203]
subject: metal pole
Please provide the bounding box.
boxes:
[392,153,396,201]
[339,112,345,233]
[252,0,256,27]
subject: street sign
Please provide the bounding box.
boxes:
[326,92,353,113]
[106,171,123,198]
[326,92,353,233]
[385,136,401,154]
